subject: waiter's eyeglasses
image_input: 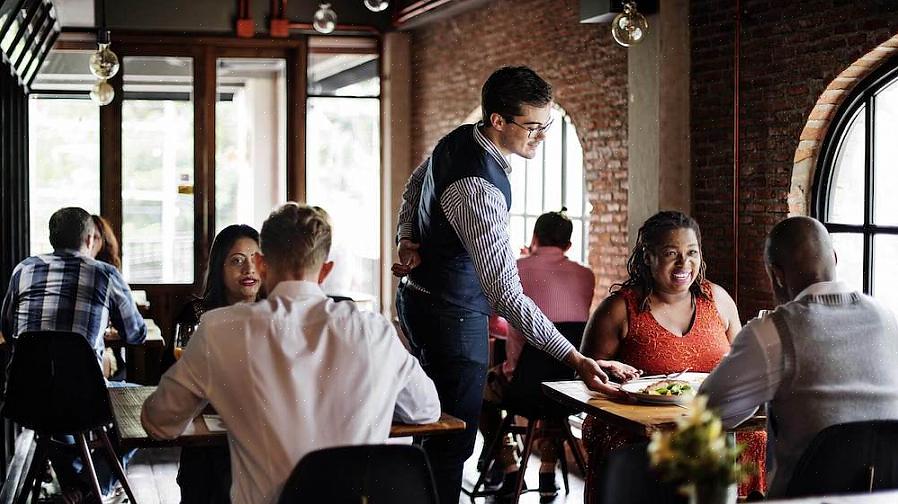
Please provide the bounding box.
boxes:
[505,117,554,138]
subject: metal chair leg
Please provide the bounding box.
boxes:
[16,436,46,504]
[97,427,138,503]
[513,419,539,504]
[75,433,102,503]
[465,412,514,500]
[562,420,587,474]
[29,442,48,504]
[557,436,570,494]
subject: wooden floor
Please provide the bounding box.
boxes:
[121,433,585,503]
[124,448,181,504]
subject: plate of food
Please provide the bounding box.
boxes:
[619,372,709,404]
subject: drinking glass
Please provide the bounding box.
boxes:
[174,322,197,360]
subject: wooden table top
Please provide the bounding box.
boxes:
[109,386,465,449]
[542,380,766,437]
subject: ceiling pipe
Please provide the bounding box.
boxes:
[270,0,288,37]
[394,0,455,25]
[236,0,254,38]
[287,22,380,35]
[258,0,379,37]
[732,0,741,308]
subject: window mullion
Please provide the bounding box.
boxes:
[863,94,874,295]
[561,118,567,209]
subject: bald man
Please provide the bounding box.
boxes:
[700,216,898,497]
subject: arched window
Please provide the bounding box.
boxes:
[814,58,898,312]
[507,106,589,264]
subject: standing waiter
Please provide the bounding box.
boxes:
[393,66,638,503]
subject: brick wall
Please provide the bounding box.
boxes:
[409,0,629,299]
[691,0,898,319]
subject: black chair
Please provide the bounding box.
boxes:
[594,441,686,504]
[1,331,137,504]
[468,322,588,503]
[278,444,438,503]
[785,420,898,498]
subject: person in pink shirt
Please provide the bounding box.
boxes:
[480,208,595,499]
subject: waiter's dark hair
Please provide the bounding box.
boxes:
[481,66,552,124]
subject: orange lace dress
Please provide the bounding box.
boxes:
[582,286,767,502]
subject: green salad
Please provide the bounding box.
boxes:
[642,379,693,396]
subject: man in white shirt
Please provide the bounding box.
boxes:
[700,216,898,497]
[141,203,440,504]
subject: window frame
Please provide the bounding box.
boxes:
[508,110,589,265]
[813,55,898,295]
[305,40,384,310]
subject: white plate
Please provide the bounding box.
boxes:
[620,372,709,405]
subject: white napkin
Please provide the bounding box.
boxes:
[203,414,227,432]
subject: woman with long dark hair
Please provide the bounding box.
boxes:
[173,224,263,504]
[579,211,766,501]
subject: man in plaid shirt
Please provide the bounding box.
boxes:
[1,206,146,501]
[1,207,146,358]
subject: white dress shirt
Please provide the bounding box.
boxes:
[141,281,440,504]
[700,281,854,428]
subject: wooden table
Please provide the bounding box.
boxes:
[109,386,466,449]
[542,380,766,437]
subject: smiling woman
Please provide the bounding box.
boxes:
[578,210,765,502]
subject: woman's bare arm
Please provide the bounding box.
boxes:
[710,282,741,344]
[580,294,628,360]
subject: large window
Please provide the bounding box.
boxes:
[815,59,898,313]
[507,108,589,264]
[215,58,287,233]
[306,41,381,308]
[28,51,100,255]
[26,36,382,330]
[121,56,195,284]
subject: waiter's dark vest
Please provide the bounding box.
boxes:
[409,124,511,314]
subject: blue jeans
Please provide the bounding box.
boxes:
[49,381,138,496]
[396,283,488,504]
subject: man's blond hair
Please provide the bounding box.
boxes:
[260,203,332,274]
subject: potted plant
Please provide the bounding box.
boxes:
[647,395,752,504]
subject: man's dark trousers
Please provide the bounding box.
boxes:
[396,282,488,504]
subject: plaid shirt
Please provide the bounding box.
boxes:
[1,250,147,366]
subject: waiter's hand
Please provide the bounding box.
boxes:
[597,359,642,382]
[391,239,422,278]
[566,351,626,398]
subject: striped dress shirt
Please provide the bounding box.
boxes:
[397,124,575,362]
[1,250,147,367]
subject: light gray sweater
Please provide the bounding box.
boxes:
[767,292,898,496]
